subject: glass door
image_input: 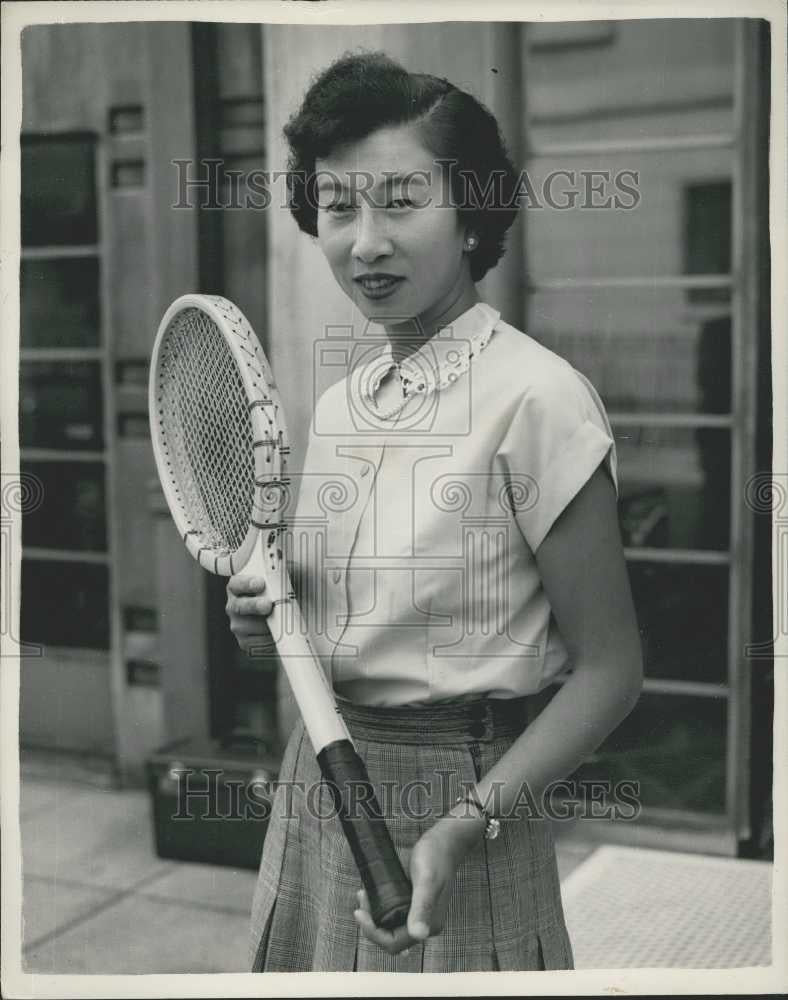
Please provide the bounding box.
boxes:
[521,19,765,852]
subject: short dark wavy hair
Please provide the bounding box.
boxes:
[283,51,519,282]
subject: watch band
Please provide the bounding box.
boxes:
[455,790,501,840]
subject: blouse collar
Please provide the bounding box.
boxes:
[359,301,501,406]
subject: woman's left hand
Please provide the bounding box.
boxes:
[353,811,484,954]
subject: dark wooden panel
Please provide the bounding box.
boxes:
[221,197,267,338]
[216,22,263,99]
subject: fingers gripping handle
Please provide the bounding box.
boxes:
[317,740,412,930]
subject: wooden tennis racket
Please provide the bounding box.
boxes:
[149,293,411,929]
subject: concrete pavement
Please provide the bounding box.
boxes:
[14,750,772,974]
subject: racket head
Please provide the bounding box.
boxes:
[149,294,290,576]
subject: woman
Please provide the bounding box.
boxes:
[227,51,643,972]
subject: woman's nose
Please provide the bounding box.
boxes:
[351,206,393,264]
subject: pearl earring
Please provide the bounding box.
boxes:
[465,235,478,251]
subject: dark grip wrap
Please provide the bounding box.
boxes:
[317,739,412,930]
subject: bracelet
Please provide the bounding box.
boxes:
[454,790,501,841]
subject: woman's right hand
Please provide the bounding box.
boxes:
[225,575,275,655]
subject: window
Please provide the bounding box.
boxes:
[21,133,98,246]
[21,257,101,347]
[20,133,110,650]
[684,180,733,303]
[20,361,104,451]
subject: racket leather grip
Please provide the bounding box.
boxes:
[317,739,412,930]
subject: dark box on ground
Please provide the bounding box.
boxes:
[146,733,280,870]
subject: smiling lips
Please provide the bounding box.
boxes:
[354,273,405,300]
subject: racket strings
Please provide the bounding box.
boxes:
[156,309,255,555]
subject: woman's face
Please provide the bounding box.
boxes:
[315,123,475,333]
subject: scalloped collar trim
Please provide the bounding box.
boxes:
[361,302,501,406]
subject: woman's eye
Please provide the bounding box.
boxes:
[323,202,353,214]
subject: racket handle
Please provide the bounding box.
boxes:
[317,739,412,931]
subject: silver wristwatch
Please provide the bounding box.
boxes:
[455,791,501,840]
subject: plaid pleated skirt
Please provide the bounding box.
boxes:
[249,697,574,972]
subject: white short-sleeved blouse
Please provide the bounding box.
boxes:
[287,302,618,707]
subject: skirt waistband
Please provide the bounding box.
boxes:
[335,695,535,744]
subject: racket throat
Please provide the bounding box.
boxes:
[242,530,288,598]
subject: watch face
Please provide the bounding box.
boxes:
[485,817,501,840]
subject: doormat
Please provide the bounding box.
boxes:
[560,844,772,968]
